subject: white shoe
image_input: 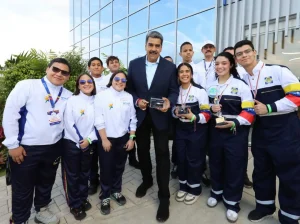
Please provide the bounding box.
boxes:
[226,209,238,223]
[175,190,187,202]
[184,193,199,205]
[207,197,218,207]
[35,205,59,224]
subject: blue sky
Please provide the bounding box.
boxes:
[0,0,69,66]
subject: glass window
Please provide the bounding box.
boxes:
[128,32,147,64]
[113,18,127,42]
[178,0,215,18]
[82,53,90,60]
[177,9,215,64]
[82,19,89,39]
[113,0,128,22]
[82,37,90,53]
[129,8,148,36]
[75,42,81,51]
[151,23,176,61]
[150,0,175,29]
[90,32,100,51]
[100,3,112,29]
[101,0,111,8]
[129,0,148,14]
[90,49,100,58]
[100,45,112,65]
[100,26,112,47]
[90,0,100,15]
[74,0,81,26]
[70,0,74,29]
[113,40,128,67]
[69,30,74,46]
[82,0,89,21]
[90,12,100,35]
[74,25,81,43]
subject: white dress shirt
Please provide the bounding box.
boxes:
[145,57,160,89]
[93,73,111,93]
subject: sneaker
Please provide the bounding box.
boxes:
[248,209,274,222]
[70,207,86,221]
[244,174,253,188]
[226,209,238,223]
[9,217,28,224]
[201,173,211,187]
[175,190,187,202]
[34,205,59,224]
[207,197,218,208]
[111,192,126,206]
[184,193,199,205]
[171,165,178,179]
[82,199,92,211]
[100,198,111,215]
[88,183,98,195]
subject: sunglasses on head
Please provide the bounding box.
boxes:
[79,79,93,85]
[52,66,70,76]
[114,77,127,83]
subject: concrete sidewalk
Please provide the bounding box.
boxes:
[0,141,282,224]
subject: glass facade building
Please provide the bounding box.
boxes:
[69,0,216,66]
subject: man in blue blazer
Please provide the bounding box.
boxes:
[127,31,179,222]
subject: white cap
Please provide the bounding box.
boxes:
[201,40,215,49]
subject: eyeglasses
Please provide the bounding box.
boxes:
[235,48,254,58]
[203,44,215,49]
[114,77,127,83]
[52,66,70,76]
[79,79,93,85]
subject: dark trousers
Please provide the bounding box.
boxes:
[176,124,207,195]
[89,142,100,185]
[90,142,137,185]
[136,112,170,200]
[252,114,300,223]
[98,134,128,200]
[10,140,62,224]
[61,139,93,209]
[209,124,249,213]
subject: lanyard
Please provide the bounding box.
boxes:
[41,78,63,109]
[180,84,192,107]
[204,60,213,78]
[216,77,232,103]
[247,63,265,99]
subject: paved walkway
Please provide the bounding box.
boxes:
[0,141,282,224]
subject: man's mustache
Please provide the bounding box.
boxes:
[150,51,157,54]
[206,50,212,53]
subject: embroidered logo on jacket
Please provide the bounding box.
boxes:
[45,94,51,103]
[80,109,85,116]
[264,76,273,84]
[109,103,113,109]
[231,87,238,94]
[188,95,194,101]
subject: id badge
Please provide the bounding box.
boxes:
[48,110,61,126]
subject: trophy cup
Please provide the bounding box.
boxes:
[149,97,165,109]
[177,104,189,115]
[207,86,226,126]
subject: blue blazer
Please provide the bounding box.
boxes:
[127,56,179,131]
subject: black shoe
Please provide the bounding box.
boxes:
[88,183,98,195]
[248,209,274,222]
[170,165,178,179]
[129,159,140,169]
[70,207,86,220]
[156,200,170,222]
[82,199,92,211]
[111,192,127,206]
[201,173,211,187]
[100,198,111,215]
[136,182,153,198]
[244,174,253,188]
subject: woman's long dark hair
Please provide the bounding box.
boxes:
[106,70,128,88]
[74,73,96,96]
[177,63,197,86]
[215,52,240,79]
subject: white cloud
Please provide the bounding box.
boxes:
[0,0,69,66]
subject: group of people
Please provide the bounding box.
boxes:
[2,30,300,224]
